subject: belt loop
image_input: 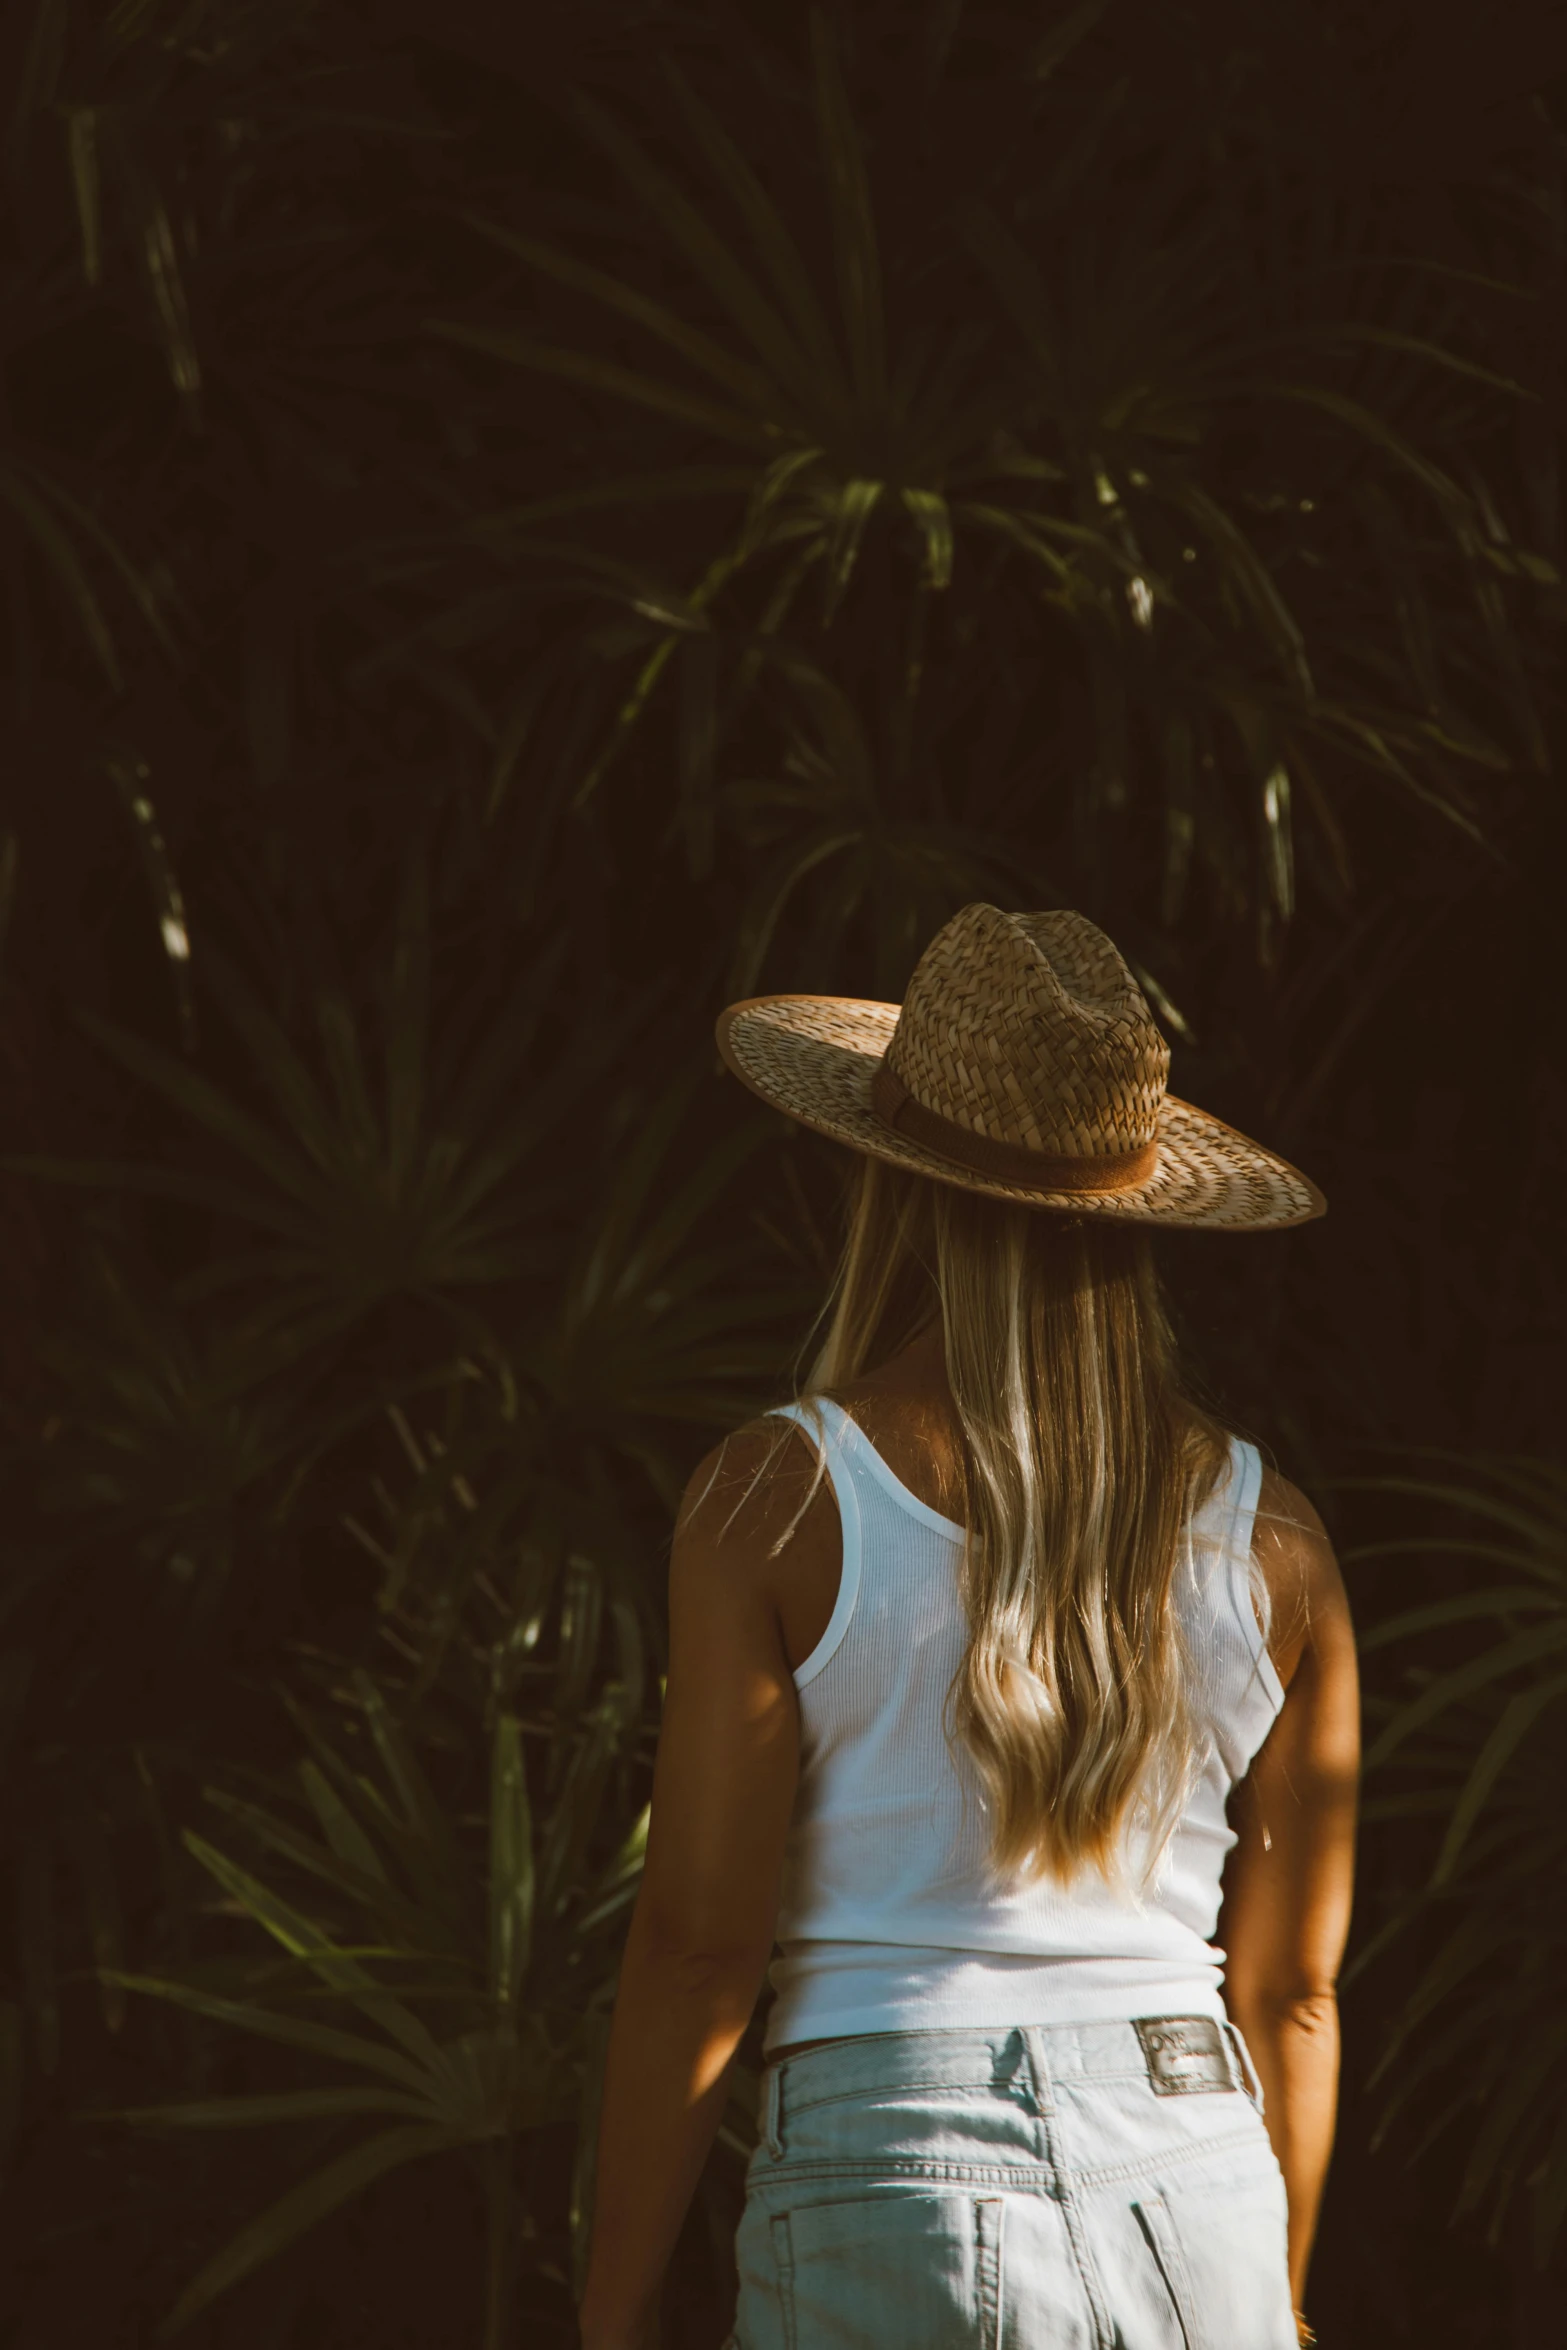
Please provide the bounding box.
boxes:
[1223,2020,1266,2115]
[762,2060,785,2159]
[1020,2025,1055,2118]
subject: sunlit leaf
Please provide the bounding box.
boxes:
[181,1832,448,2073]
[100,1974,437,2096]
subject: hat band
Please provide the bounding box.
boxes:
[870,1062,1159,1193]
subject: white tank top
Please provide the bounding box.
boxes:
[762,1396,1283,2055]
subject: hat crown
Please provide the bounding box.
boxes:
[884,905,1170,1160]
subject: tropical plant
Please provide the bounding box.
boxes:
[12,876,581,1363]
[1,3,1563,2343]
[1349,1460,1567,2268]
[104,1664,646,2343]
[434,6,1548,978]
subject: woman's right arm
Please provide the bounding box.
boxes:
[1215,1468,1360,2326]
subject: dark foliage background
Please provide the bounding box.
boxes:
[2,3,1566,2343]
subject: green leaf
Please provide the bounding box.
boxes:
[954,502,1074,584]
[577,1802,649,1936]
[0,463,120,686]
[1258,381,1472,523]
[102,1975,436,2096]
[488,1714,533,2010]
[823,479,884,615]
[661,63,843,393]
[63,1805,125,2032]
[1456,2016,1567,2212]
[454,215,767,404]
[426,323,772,450]
[157,2124,454,2335]
[570,94,823,420]
[297,1760,389,1884]
[810,11,886,411]
[958,206,1064,397]
[573,630,683,810]
[199,1791,431,1954]
[77,1008,322,1206]
[1348,1533,1557,1583]
[568,2004,614,2302]
[63,104,101,283]
[471,468,755,543]
[1170,482,1313,694]
[135,178,201,409]
[33,469,179,657]
[1430,1672,1567,1885]
[1357,1588,1558,1650]
[1260,763,1294,923]
[1363,1617,1567,1768]
[537,1697,625,1922]
[1372,1909,1511,2059]
[350,1673,468,1930]
[8,0,67,167]
[1240,320,1535,402]
[678,628,720,874]
[900,489,954,589]
[106,2087,438,2130]
[0,1154,303,1244]
[727,826,860,1002]
[179,1835,447,2074]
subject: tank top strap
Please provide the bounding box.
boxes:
[1226,1437,1265,1583]
[766,1394,856,1469]
[1187,1434,1284,1770]
[766,1397,870,1541]
[765,1381,864,1475]
[764,1398,865,1689]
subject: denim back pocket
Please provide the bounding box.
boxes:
[1132,2171,1295,2350]
[771,2192,1003,2350]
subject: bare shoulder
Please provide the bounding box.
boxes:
[673,1414,839,1597]
[1252,1465,1353,1692]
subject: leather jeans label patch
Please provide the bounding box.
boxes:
[1132,2014,1236,2096]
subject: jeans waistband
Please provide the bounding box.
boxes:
[759,2015,1261,2160]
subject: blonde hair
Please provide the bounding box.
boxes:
[797,1154,1232,1891]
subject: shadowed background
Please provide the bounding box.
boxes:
[2,3,1566,2343]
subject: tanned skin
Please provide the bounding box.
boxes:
[577,1322,1359,2350]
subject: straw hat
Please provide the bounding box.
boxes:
[715,904,1324,1231]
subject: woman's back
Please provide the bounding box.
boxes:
[760,1387,1283,2055]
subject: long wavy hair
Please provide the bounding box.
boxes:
[794,1153,1235,1890]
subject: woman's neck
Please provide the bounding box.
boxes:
[836,1320,966,1521]
[861,1317,951,1400]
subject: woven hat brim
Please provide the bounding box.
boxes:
[717,994,1325,1232]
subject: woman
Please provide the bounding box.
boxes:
[578,905,1359,2349]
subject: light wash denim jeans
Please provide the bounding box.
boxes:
[727,2016,1296,2348]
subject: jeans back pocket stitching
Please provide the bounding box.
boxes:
[770,2211,796,2350]
[1133,2188,1205,2350]
[976,2196,1005,2350]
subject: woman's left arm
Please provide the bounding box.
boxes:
[577,1426,826,2350]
